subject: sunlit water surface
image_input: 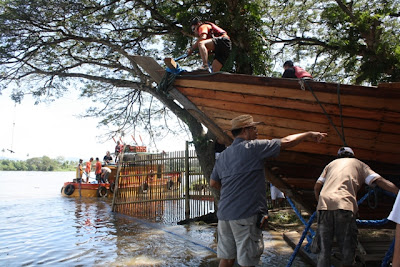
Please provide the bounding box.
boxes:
[0,171,310,266]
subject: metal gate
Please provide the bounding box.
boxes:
[111,142,214,223]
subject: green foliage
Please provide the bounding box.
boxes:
[0,156,77,171]
[268,210,303,225]
[265,0,400,85]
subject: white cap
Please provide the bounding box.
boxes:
[337,146,354,156]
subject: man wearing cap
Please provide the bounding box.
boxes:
[314,147,399,267]
[210,114,327,267]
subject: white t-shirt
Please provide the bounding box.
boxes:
[316,158,379,214]
[388,193,400,224]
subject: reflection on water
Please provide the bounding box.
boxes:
[0,171,310,266]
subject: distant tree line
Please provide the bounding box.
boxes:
[0,156,77,171]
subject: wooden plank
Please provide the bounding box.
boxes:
[178,87,400,123]
[200,108,400,155]
[167,88,233,145]
[283,178,318,189]
[283,231,318,267]
[190,97,400,135]
[210,113,400,145]
[164,57,177,69]
[178,72,400,99]
[132,56,165,83]
[174,80,400,111]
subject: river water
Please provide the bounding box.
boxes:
[0,171,310,266]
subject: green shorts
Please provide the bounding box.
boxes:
[217,215,264,266]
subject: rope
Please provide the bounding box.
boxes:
[286,188,395,266]
[286,197,316,237]
[367,186,379,209]
[302,79,347,146]
[381,238,395,267]
[158,71,179,93]
[286,211,317,267]
[337,83,347,146]
[356,218,388,226]
[357,188,373,205]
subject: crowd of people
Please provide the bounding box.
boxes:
[74,140,127,184]
[75,150,117,184]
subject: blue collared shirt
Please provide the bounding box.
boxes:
[211,138,281,220]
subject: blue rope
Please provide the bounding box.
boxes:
[381,238,395,267]
[357,188,373,205]
[287,197,316,237]
[356,218,388,226]
[166,64,185,74]
[286,211,317,267]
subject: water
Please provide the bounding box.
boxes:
[0,171,310,266]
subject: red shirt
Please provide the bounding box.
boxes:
[95,161,102,174]
[85,161,91,173]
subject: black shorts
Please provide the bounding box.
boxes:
[212,36,232,65]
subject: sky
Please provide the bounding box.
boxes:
[0,90,188,161]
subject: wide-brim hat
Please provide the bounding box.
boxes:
[337,146,354,156]
[231,114,265,130]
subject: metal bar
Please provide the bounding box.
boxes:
[185,141,190,220]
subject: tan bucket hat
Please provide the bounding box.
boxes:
[230,115,265,130]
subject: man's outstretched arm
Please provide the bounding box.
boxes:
[280,131,327,150]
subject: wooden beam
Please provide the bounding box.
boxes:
[132,56,165,83]
[164,57,177,69]
[174,80,400,111]
[178,87,400,123]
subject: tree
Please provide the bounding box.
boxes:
[264,0,400,85]
[1,0,399,195]
[0,0,272,189]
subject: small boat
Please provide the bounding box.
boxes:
[61,181,115,198]
[61,165,118,198]
[61,146,182,197]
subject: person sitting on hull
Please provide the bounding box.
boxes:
[282,60,313,79]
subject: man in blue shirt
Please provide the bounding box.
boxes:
[210,114,327,267]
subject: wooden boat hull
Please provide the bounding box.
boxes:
[61,182,113,198]
[171,72,400,220]
[108,56,400,220]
